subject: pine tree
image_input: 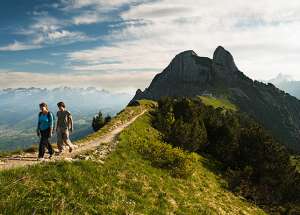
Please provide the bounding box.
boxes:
[169,118,207,152]
[92,111,105,132]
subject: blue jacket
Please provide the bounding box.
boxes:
[37,112,54,131]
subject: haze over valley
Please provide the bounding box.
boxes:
[0,87,131,151]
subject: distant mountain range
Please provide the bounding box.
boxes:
[131,46,300,153]
[268,73,300,100]
[0,87,132,151]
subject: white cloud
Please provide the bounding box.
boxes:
[67,41,177,72]
[65,0,300,81]
[0,70,155,93]
[62,0,149,25]
[0,41,41,51]
[61,0,140,10]
[10,15,92,49]
[72,11,109,25]
[21,59,55,66]
[31,16,63,34]
[47,30,88,42]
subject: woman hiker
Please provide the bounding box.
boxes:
[36,102,54,161]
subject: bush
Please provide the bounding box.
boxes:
[153,98,208,152]
[203,109,240,166]
[169,118,207,152]
[92,111,105,132]
[92,111,112,132]
[136,139,198,178]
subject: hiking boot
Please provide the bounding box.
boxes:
[37,157,45,161]
[49,154,53,159]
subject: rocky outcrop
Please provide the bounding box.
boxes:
[212,46,242,83]
[131,46,246,102]
[130,46,300,153]
[213,46,239,72]
[131,50,213,101]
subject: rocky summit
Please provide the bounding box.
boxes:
[131,46,244,101]
[130,46,300,153]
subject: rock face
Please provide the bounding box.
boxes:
[132,50,211,100]
[130,46,300,153]
[131,46,244,101]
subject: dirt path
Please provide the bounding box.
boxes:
[0,110,147,171]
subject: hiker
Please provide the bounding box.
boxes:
[37,102,54,160]
[56,101,76,154]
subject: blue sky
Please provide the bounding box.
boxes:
[1,0,300,92]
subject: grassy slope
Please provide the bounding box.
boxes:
[0,101,265,214]
[199,95,237,111]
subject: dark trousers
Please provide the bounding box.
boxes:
[39,128,53,158]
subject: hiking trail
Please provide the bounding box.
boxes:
[0,110,147,171]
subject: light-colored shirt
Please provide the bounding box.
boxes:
[56,110,72,130]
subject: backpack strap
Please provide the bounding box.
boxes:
[47,112,51,121]
[47,112,55,129]
[66,111,73,130]
[37,112,42,131]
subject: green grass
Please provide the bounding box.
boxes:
[0,101,265,214]
[199,95,237,111]
[74,99,156,145]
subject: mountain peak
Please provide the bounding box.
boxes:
[169,50,198,66]
[176,50,197,57]
[213,46,227,56]
[213,46,238,72]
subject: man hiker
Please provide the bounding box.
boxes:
[37,102,54,160]
[56,101,76,154]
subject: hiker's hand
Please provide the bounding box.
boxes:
[49,129,53,137]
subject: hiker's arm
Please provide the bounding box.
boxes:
[37,114,40,136]
[55,120,57,132]
[49,113,54,135]
[69,114,73,132]
[55,112,58,132]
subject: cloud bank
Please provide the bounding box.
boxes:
[65,0,300,82]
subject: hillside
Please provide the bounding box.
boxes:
[0,101,265,214]
[130,46,300,153]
